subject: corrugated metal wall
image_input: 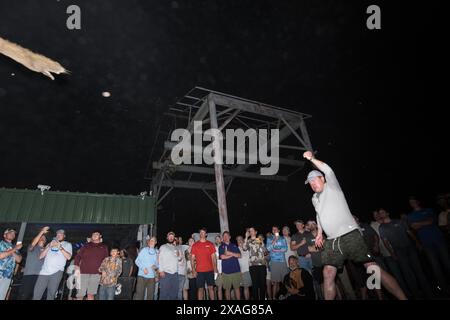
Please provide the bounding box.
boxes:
[0,188,155,225]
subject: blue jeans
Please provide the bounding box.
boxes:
[159,272,179,300]
[98,285,116,300]
[177,274,186,300]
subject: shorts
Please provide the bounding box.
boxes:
[215,273,223,287]
[77,274,101,298]
[240,271,252,287]
[270,262,289,283]
[321,230,374,269]
[222,272,241,290]
[183,277,191,290]
[196,271,215,288]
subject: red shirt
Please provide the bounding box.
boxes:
[191,240,216,272]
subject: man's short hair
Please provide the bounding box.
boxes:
[288,255,298,261]
[199,227,207,233]
[222,231,230,236]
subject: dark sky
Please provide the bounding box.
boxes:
[0,0,447,240]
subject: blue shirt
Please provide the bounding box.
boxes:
[407,208,445,248]
[266,236,288,263]
[218,242,241,274]
[0,241,16,279]
[135,247,159,278]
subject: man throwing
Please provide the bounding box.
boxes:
[302,151,406,300]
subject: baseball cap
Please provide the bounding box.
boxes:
[3,228,16,235]
[304,170,324,185]
[56,229,65,235]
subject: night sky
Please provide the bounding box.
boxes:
[0,1,447,241]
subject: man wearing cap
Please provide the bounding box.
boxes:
[0,229,22,300]
[19,226,49,300]
[158,231,181,300]
[33,229,72,300]
[74,230,109,300]
[134,236,159,300]
[302,151,406,300]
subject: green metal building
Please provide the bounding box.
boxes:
[0,188,156,245]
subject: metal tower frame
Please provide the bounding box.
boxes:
[147,87,313,233]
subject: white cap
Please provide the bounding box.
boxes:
[305,170,324,184]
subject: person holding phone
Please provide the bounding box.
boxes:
[266,226,288,300]
[19,226,49,300]
[33,229,72,300]
[0,229,22,300]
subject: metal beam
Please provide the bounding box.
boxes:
[163,141,304,167]
[211,93,301,121]
[202,189,218,207]
[279,144,308,151]
[202,107,234,125]
[160,180,216,190]
[299,118,313,151]
[151,170,165,199]
[219,109,240,131]
[279,115,309,150]
[157,187,173,206]
[186,100,209,132]
[226,178,234,195]
[225,121,303,185]
[152,162,288,182]
[17,222,27,242]
[208,95,230,234]
[196,87,311,118]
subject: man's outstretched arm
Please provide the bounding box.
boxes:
[303,151,332,174]
[303,151,339,187]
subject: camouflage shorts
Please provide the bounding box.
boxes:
[321,230,374,269]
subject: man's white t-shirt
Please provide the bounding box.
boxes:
[40,241,72,275]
